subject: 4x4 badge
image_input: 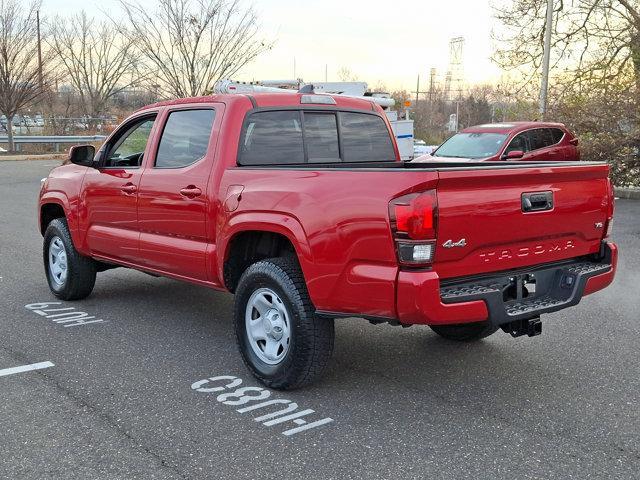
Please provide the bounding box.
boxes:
[443,238,467,249]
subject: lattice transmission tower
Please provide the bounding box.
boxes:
[444,37,465,102]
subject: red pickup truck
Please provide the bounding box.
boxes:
[38,92,617,389]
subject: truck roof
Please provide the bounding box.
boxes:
[462,121,566,135]
[139,92,380,112]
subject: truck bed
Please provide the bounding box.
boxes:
[224,160,612,319]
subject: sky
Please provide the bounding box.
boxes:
[42,0,501,92]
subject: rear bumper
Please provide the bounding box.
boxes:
[397,242,617,326]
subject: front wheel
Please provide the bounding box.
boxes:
[43,218,96,300]
[429,321,499,341]
[234,257,334,390]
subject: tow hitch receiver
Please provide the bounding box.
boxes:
[501,317,542,338]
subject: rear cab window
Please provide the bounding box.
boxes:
[238,109,395,166]
[340,112,395,162]
[239,111,304,165]
[304,112,340,163]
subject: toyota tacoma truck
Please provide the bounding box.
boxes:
[38,92,617,389]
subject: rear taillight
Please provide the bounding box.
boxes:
[389,190,438,266]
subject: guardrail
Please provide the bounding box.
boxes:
[0,135,106,152]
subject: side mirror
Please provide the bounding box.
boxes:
[503,150,524,160]
[68,144,96,166]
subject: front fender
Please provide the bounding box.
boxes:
[40,190,89,255]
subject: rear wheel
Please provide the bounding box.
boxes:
[234,257,334,390]
[43,218,96,300]
[429,322,499,341]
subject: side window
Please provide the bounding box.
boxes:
[526,128,554,151]
[239,111,304,165]
[539,128,555,148]
[550,128,564,144]
[105,117,156,167]
[155,109,215,168]
[505,132,529,154]
[304,112,340,163]
[340,112,395,162]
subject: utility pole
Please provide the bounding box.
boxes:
[539,0,554,119]
[37,10,43,91]
[428,68,436,103]
[412,74,428,114]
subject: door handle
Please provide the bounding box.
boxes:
[121,183,137,194]
[180,185,202,198]
[522,191,553,212]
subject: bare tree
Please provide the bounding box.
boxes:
[49,11,141,120]
[493,0,640,92]
[118,0,272,98]
[493,0,639,187]
[0,0,50,151]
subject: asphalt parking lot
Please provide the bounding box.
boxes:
[1,159,639,479]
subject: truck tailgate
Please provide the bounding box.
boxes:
[433,163,610,279]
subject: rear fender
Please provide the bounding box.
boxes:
[217,212,314,291]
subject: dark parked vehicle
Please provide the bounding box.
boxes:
[413,122,580,162]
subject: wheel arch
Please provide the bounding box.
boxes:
[39,199,67,235]
[39,193,86,254]
[219,213,314,294]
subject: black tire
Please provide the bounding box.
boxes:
[429,321,499,341]
[234,257,334,390]
[43,218,96,300]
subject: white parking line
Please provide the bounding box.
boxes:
[0,361,54,378]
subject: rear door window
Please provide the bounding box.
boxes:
[340,112,395,162]
[239,111,304,165]
[155,109,215,168]
[526,128,555,151]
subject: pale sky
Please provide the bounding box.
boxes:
[42,0,501,91]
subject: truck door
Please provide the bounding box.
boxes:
[81,114,157,262]
[137,105,219,281]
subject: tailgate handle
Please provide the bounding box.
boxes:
[522,191,553,212]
